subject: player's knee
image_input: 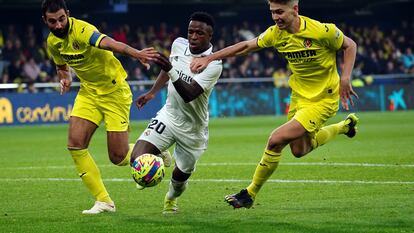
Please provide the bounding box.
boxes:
[130,148,143,164]
[291,148,306,158]
[67,141,84,150]
[267,136,285,152]
[109,150,127,165]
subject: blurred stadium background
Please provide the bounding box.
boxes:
[1,0,414,125]
[0,1,413,233]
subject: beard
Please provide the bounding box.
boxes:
[51,23,69,38]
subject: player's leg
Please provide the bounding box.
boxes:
[106,131,131,166]
[163,128,206,214]
[292,95,358,152]
[129,139,172,167]
[68,117,115,214]
[130,110,175,191]
[311,113,359,149]
[288,134,313,158]
[103,81,172,167]
[225,119,307,208]
[69,91,115,214]
[131,140,161,159]
[130,112,174,167]
[101,80,134,166]
[288,95,336,157]
[163,166,191,214]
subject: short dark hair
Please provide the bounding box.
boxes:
[190,12,215,29]
[41,0,68,18]
[268,0,299,4]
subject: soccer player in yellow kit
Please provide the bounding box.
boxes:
[191,0,359,208]
[42,0,161,214]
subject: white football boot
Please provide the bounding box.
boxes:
[82,201,116,214]
[159,150,172,167]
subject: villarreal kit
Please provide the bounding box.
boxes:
[47,17,132,131]
[258,15,344,134]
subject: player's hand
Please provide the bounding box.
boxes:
[59,77,72,95]
[135,92,155,110]
[190,56,209,73]
[153,52,172,72]
[340,78,359,110]
[137,47,159,70]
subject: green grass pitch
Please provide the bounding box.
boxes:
[0,111,413,233]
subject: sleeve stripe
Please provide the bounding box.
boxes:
[89,31,106,47]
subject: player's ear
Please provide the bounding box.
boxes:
[66,10,70,17]
[293,4,299,14]
[207,26,213,38]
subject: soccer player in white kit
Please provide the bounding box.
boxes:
[130,12,222,214]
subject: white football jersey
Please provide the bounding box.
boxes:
[161,37,222,130]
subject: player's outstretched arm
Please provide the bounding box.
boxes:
[99,36,159,70]
[154,52,204,103]
[190,38,260,73]
[135,70,169,109]
[340,35,359,110]
[56,64,71,95]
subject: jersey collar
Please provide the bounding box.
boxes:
[184,44,213,57]
[68,17,74,33]
[299,15,307,32]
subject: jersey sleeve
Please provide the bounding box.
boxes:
[257,26,278,48]
[47,39,65,66]
[193,61,223,91]
[170,37,187,56]
[321,23,344,51]
[78,22,106,47]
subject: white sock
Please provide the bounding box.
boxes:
[166,179,188,199]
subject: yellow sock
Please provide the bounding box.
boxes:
[70,149,112,203]
[312,122,343,149]
[116,143,134,166]
[246,149,281,199]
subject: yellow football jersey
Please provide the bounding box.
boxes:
[47,17,127,95]
[258,15,344,100]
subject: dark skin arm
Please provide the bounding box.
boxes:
[172,76,204,103]
[135,70,169,109]
[155,52,204,103]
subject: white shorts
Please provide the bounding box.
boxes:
[138,110,209,173]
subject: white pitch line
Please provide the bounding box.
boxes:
[197,162,414,168]
[1,162,413,170]
[0,178,413,185]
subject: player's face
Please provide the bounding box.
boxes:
[269,1,298,30]
[187,20,212,54]
[43,9,69,38]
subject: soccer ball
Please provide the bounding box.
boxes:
[131,153,165,188]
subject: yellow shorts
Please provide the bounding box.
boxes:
[287,90,339,135]
[71,80,132,131]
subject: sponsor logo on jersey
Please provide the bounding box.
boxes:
[61,53,85,61]
[335,29,340,39]
[176,70,193,84]
[72,41,80,50]
[281,50,316,59]
[281,49,317,63]
[303,39,312,48]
